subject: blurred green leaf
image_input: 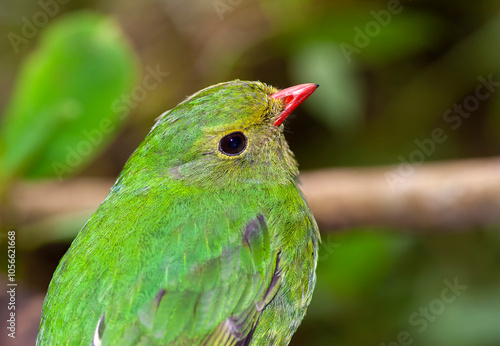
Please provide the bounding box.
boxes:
[343,11,446,65]
[271,5,445,65]
[290,42,364,134]
[0,11,139,183]
[317,230,411,299]
[420,291,500,346]
[360,14,500,163]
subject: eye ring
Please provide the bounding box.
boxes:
[219,131,247,156]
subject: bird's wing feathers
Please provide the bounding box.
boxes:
[95,214,282,345]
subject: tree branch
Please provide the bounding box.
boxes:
[300,157,500,231]
[9,157,500,232]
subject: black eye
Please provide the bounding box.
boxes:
[219,132,247,156]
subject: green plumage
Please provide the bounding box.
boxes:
[37,80,320,345]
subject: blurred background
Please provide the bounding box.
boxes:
[1,0,500,345]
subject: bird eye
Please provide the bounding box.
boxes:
[219,132,247,156]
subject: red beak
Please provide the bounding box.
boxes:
[270,83,319,126]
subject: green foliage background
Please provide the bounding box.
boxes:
[1,0,500,345]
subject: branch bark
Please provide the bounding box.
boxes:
[9,157,500,232]
[300,157,500,231]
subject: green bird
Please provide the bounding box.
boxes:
[37,80,320,345]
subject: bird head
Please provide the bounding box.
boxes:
[120,80,317,189]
